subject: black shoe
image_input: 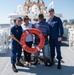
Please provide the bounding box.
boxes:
[12,64,18,72]
[33,60,38,65]
[16,61,24,67]
[57,60,61,69]
[44,62,49,67]
[49,59,54,67]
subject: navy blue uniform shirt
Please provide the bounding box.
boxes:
[33,21,50,45]
[10,25,23,48]
[47,16,64,39]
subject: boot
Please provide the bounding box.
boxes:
[44,58,49,67]
[49,59,54,67]
[12,64,18,72]
[57,60,61,69]
[16,60,24,67]
[33,57,38,65]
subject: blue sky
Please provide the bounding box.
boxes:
[0,0,74,23]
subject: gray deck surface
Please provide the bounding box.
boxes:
[0,38,74,75]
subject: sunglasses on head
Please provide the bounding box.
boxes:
[24,18,29,21]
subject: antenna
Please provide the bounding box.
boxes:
[47,1,54,11]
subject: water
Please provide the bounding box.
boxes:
[0,24,10,29]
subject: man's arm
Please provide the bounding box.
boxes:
[58,18,64,41]
[58,18,64,37]
[10,34,20,44]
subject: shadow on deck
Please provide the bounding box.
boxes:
[16,64,74,75]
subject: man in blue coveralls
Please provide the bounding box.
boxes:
[33,14,50,67]
[47,8,64,69]
[10,17,24,72]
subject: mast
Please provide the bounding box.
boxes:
[37,0,41,11]
[42,0,44,4]
[37,0,40,3]
[24,0,47,14]
[28,0,30,3]
[28,0,30,12]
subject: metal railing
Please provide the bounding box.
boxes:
[0,27,11,53]
[69,28,74,50]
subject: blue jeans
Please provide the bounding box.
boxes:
[35,44,50,58]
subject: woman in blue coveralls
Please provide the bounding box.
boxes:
[22,16,33,66]
[33,14,50,67]
[47,8,64,69]
[10,17,24,72]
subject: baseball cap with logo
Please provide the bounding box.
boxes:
[16,17,23,21]
[49,8,54,12]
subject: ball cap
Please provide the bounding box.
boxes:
[16,17,23,21]
[49,8,54,12]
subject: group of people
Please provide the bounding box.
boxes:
[10,8,64,72]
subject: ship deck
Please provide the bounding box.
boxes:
[0,38,74,75]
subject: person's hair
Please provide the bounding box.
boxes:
[38,14,44,20]
[23,15,29,21]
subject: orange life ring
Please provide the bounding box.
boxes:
[20,28,45,54]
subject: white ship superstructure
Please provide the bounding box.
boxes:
[0,1,74,75]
